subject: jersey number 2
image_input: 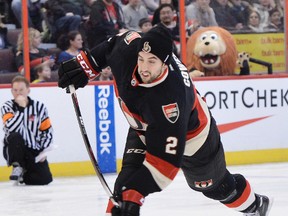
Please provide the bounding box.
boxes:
[165,137,178,155]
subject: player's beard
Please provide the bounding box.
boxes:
[139,68,163,84]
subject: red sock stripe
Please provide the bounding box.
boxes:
[122,189,145,206]
[225,180,252,208]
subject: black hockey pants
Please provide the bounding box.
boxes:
[3,132,53,185]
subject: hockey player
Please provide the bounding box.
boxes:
[58,26,272,215]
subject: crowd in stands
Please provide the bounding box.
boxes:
[0,0,285,83]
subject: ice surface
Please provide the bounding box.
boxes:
[0,162,287,216]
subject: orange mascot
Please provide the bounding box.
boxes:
[186,26,249,77]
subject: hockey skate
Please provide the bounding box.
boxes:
[10,166,24,182]
[243,194,273,216]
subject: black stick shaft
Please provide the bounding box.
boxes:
[68,85,119,207]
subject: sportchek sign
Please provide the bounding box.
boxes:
[194,75,288,152]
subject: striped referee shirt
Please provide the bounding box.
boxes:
[1,97,53,151]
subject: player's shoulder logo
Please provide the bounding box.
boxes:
[124,31,141,45]
[162,103,179,123]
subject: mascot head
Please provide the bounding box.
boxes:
[186,26,237,76]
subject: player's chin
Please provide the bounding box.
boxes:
[141,76,151,83]
[139,74,148,81]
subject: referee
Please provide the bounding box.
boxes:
[1,75,53,185]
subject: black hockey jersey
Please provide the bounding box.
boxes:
[90,31,212,197]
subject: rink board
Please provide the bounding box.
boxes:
[0,75,288,181]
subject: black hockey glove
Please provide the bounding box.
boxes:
[110,188,143,216]
[111,201,140,216]
[58,50,100,89]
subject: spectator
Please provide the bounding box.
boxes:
[0,16,10,49]
[11,0,43,32]
[1,75,53,185]
[274,0,284,24]
[186,0,218,33]
[245,10,265,32]
[122,0,149,31]
[56,30,83,64]
[158,4,180,42]
[263,7,283,32]
[15,28,55,82]
[229,0,251,27]
[113,0,129,7]
[32,62,52,83]
[252,0,274,26]
[151,0,178,26]
[142,0,160,15]
[57,0,87,17]
[157,4,181,56]
[43,0,82,43]
[84,0,127,49]
[76,0,97,43]
[138,17,152,33]
[82,0,97,20]
[210,0,244,32]
[0,0,15,25]
[95,66,113,81]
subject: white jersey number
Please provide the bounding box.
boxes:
[165,137,178,155]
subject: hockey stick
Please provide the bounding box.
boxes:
[67,85,119,207]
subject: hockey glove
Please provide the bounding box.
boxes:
[110,188,144,216]
[58,50,100,89]
[111,202,140,216]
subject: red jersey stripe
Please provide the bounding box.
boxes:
[186,94,209,140]
[145,152,179,180]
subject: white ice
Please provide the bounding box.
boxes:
[0,162,287,216]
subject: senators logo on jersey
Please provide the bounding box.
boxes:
[162,103,179,123]
[124,32,141,45]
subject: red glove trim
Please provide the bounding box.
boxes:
[105,200,114,213]
[76,51,100,80]
[122,189,145,206]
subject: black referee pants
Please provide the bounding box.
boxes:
[3,132,53,185]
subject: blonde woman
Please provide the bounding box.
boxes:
[15,28,55,82]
